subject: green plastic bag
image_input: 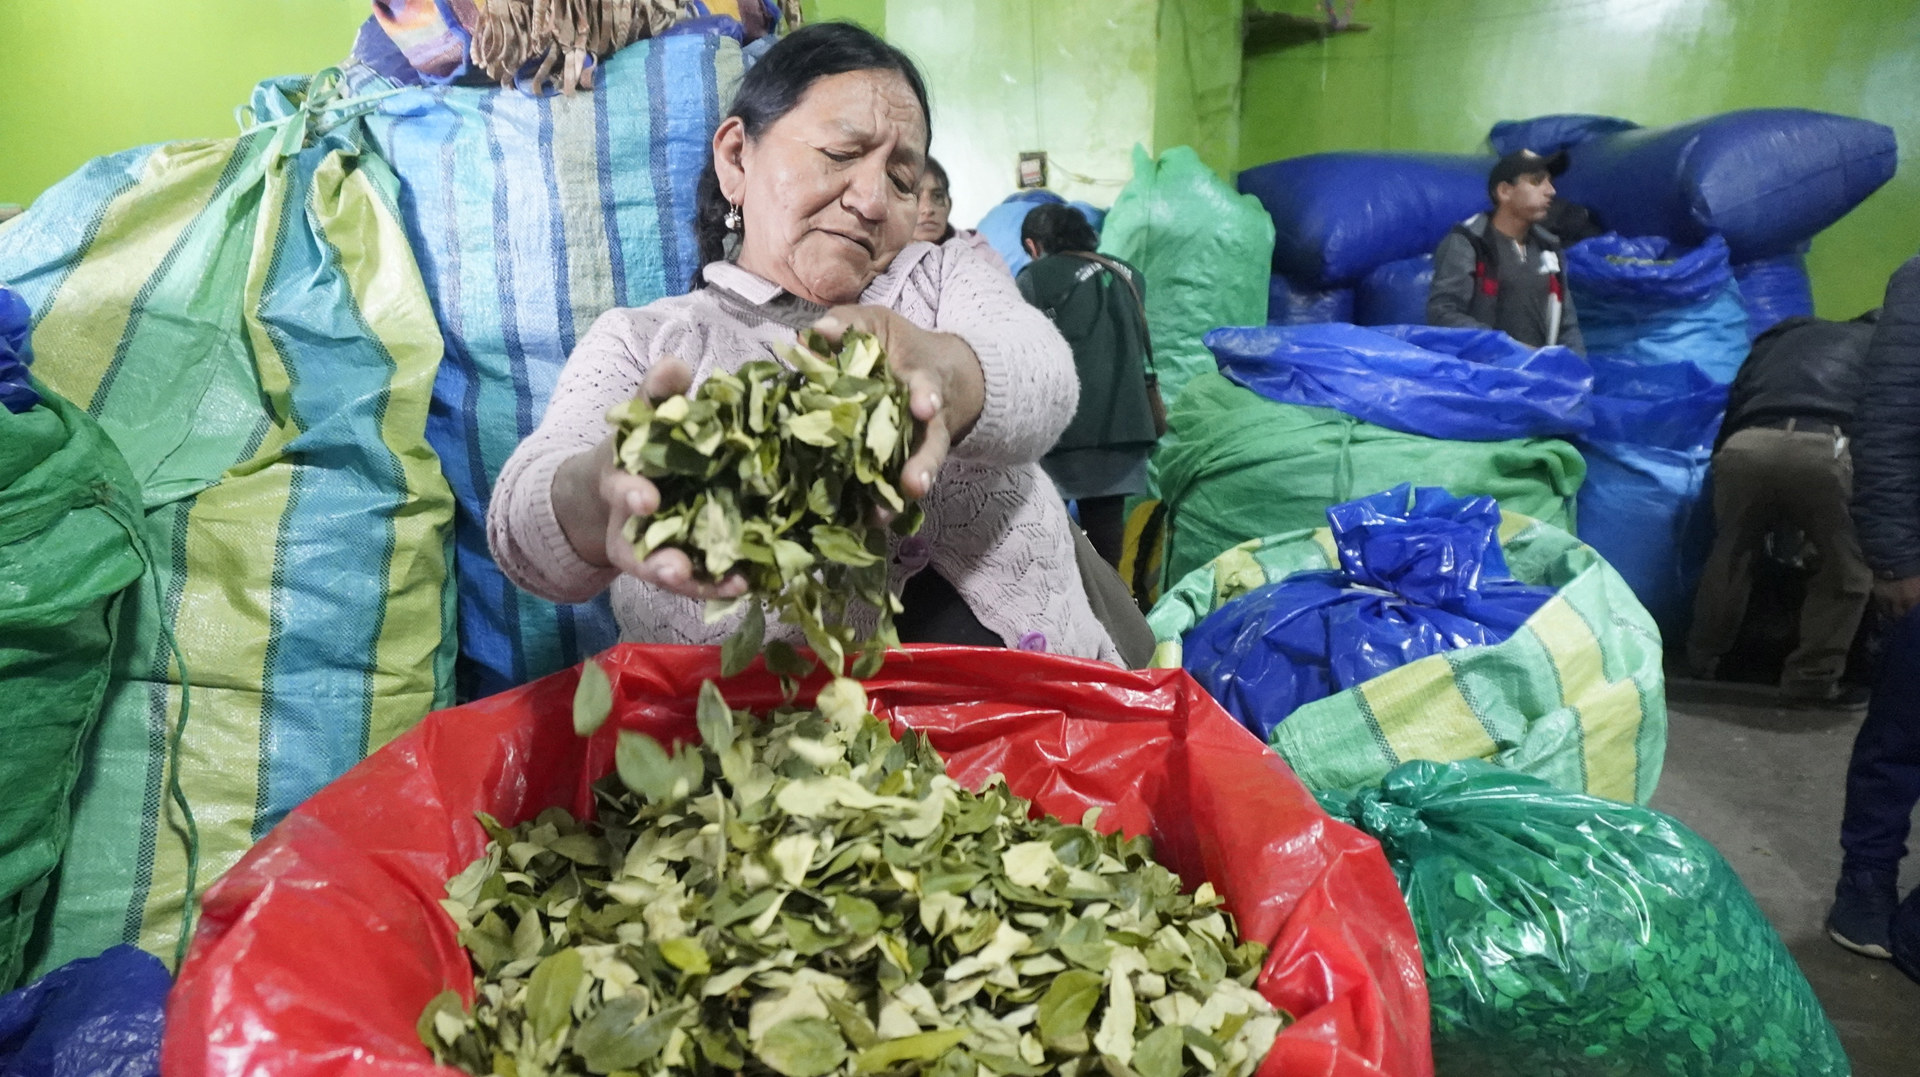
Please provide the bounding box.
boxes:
[1323,760,1848,1077]
[1155,371,1586,585]
[0,382,148,991]
[1098,146,1273,409]
[0,72,456,975]
[1150,510,1665,805]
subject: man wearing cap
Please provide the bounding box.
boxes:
[1427,149,1586,355]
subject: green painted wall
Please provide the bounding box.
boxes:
[884,0,1160,227]
[803,0,885,34]
[0,1,368,206]
[1240,0,1920,318]
[1152,0,1244,183]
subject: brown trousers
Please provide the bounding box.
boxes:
[1687,425,1874,688]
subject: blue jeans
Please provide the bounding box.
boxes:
[1841,606,1920,876]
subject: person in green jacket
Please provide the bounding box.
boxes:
[1015,203,1157,566]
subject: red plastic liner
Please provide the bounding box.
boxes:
[165,645,1431,1077]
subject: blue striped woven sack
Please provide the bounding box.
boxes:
[351,34,745,699]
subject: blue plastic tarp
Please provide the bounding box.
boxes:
[1489,114,1641,157]
[0,287,38,415]
[0,945,168,1077]
[1553,108,1897,262]
[974,193,1106,277]
[1183,486,1556,740]
[1569,234,1752,382]
[1733,250,1817,339]
[1577,358,1725,637]
[1238,152,1492,287]
[1206,322,1594,442]
[1267,275,1354,325]
[1355,255,1434,328]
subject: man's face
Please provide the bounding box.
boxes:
[1497,171,1556,224]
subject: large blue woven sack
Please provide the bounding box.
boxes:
[1206,322,1593,442]
[353,35,744,699]
[1554,109,1896,262]
[1238,152,1491,287]
[1267,275,1354,325]
[1733,250,1817,339]
[1577,358,1725,638]
[1569,234,1752,383]
[1488,114,1640,157]
[1355,255,1434,328]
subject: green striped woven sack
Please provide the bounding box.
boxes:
[1148,510,1666,805]
[0,72,456,975]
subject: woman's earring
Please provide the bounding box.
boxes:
[725,202,742,232]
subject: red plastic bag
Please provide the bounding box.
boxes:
[165,645,1431,1077]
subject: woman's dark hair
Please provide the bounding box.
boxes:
[1020,203,1098,256]
[692,22,932,283]
[923,156,955,242]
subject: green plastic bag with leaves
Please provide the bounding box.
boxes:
[1323,760,1848,1077]
[1098,146,1274,410]
[0,380,148,991]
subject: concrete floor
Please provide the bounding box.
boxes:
[1652,681,1920,1077]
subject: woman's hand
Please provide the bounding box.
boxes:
[811,306,985,500]
[550,358,750,601]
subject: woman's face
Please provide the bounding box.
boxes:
[717,69,927,305]
[913,171,952,243]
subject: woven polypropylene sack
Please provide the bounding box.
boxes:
[352,35,745,699]
[1098,145,1274,406]
[0,384,147,990]
[1153,372,1585,586]
[1327,761,1846,1077]
[0,75,456,975]
[1149,512,1665,804]
[166,646,1434,1077]
[1569,234,1751,383]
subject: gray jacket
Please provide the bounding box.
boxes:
[1427,213,1585,355]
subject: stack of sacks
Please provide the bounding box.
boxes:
[1520,109,1896,337]
[1153,323,1590,585]
[347,32,745,700]
[1238,152,1490,327]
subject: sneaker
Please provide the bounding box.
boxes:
[1827,870,1899,959]
[1782,681,1872,711]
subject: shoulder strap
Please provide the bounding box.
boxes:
[1068,252,1155,371]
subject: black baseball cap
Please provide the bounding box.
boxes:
[1488,149,1569,197]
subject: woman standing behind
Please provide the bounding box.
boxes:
[1016,203,1157,567]
[913,157,1011,275]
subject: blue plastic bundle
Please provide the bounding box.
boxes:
[0,287,38,415]
[0,945,168,1077]
[1205,322,1593,442]
[974,192,1107,276]
[1354,255,1434,328]
[1577,357,1726,637]
[1568,233,1751,382]
[1238,152,1491,287]
[1184,486,1557,740]
[1489,114,1640,157]
[1267,275,1355,325]
[1553,109,1897,261]
[1733,250,1818,339]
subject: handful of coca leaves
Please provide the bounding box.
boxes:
[421,679,1286,1077]
[607,331,920,677]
